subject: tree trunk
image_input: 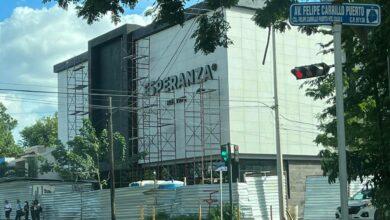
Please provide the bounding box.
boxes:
[96,153,102,190]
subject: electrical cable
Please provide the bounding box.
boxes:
[153,18,197,82]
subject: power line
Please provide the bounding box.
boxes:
[0,94,320,128]
[154,18,197,82]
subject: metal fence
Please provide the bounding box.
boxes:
[39,176,284,220]
[0,179,90,220]
[303,176,365,220]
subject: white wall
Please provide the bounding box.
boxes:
[57,61,89,145]
[58,68,68,145]
[225,7,333,156]
[136,16,229,163]
[136,6,333,163]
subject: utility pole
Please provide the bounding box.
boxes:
[333,23,348,220]
[271,26,285,220]
[108,97,116,220]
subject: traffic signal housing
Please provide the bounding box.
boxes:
[220,145,229,162]
[291,62,330,80]
[233,145,239,163]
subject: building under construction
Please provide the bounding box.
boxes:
[54,0,332,215]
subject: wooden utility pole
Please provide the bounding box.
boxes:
[108,97,116,220]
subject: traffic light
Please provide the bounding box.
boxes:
[291,62,330,80]
[233,145,239,163]
[220,145,228,162]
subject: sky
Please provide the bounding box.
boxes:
[0,0,158,143]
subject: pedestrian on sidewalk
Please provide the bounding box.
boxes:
[31,200,42,220]
[23,201,29,220]
[15,199,23,220]
[4,200,12,220]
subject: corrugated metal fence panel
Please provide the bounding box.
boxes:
[41,193,55,219]
[0,181,31,220]
[35,176,287,219]
[171,183,239,218]
[41,186,169,219]
[116,186,153,219]
[237,182,254,220]
[243,176,287,220]
[303,176,366,220]
[42,192,82,220]
[303,176,340,220]
[82,189,110,220]
[0,180,86,220]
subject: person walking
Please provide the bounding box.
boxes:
[4,200,12,220]
[31,200,42,220]
[30,202,34,220]
[23,201,29,220]
[15,199,23,220]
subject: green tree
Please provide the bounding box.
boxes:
[42,0,241,54]
[20,113,58,147]
[0,103,22,157]
[0,162,15,178]
[208,204,240,220]
[254,0,390,213]
[41,119,128,189]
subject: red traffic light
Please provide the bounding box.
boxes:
[291,63,330,80]
[295,70,303,79]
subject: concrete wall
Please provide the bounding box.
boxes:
[287,160,322,219]
[225,7,333,156]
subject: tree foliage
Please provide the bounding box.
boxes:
[0,102,22,157]
[41,119,128,189]
[42,0,240,54]
[0,162,15,178]
[20,113,58,148]
[191,10,232,54]
[208,203,241,220]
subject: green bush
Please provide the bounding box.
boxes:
[208,204,240,220]
[145,212,198,220]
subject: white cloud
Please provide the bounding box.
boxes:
[0,4,152,143]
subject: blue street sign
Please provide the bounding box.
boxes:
[289,3,381,26]
[215,165,227,172]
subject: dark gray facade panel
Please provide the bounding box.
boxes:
[88,24,140,163]
[53,52,88,73]
[90,38,129,139]
[88,24,141,48]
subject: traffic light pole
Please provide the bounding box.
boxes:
[387,49,390,98]
[271,26,286,220]
[220,169,223,220]
[333,23,348,220]
[227,142,233,219]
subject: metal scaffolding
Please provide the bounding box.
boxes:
[67,64,88,141]
[128,37,153,179]
[184,78,221,184]
[130,37,221,183]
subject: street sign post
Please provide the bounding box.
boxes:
[290,3,381,26]
[214,163,227,220]
[289,2,381,220]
